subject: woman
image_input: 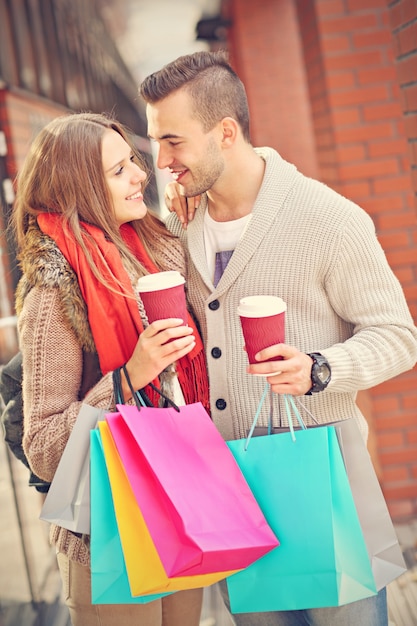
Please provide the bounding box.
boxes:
[12,112,209,626]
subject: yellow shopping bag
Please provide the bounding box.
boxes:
[99,421,238,596]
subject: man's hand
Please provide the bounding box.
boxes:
[164,182,200,229]
[247,344,313,396]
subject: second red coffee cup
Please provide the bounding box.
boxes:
[238,295,286,372]
[137,271,187,324]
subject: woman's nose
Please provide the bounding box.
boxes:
[132,163,147,182]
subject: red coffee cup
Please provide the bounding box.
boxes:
[137,271,187,324]
[238,296,286,374]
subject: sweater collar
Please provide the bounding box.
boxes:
[187,147,299,296]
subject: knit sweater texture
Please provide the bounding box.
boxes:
[16,223,187,566]
[166,147,417,441]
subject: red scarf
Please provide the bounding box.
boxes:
[37,213,210,411]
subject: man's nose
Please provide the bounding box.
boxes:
[156,144,172,170]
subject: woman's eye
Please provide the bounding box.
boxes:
[115,166,123,176]
[130,155,135,163]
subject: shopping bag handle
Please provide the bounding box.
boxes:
[112,366,146,408]
[245,385,306,450]
[283,395,306,441]
[113,364,180,412]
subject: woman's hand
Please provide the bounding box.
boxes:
[164,182,200,229]
[122,318,195,398]
[247,344,313,396]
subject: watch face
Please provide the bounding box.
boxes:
[317,364,331,383]
[307,353,331,394]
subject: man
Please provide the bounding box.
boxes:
[140,50,417,626]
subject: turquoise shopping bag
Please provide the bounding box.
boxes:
[226,393,377,612]
[90,428,170,604]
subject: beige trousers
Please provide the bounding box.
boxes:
[57,552,204,626]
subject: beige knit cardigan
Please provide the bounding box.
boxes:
[167,147,417,442]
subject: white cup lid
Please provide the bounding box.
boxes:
[237,295,286,317]
[137,270,185,293]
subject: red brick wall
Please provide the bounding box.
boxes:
[385,0,417,519]
[388,1,417,208]
[299,0,417,523]
[0,89,68,362]
[0,89,18,361]
[225,0,318,178]
[224,0,417,521]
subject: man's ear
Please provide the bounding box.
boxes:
[220,117,239,147]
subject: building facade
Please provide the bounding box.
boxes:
[215,0,417,521]
[0,0,155,361]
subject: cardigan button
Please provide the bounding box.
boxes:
[215,398,227,410]
[208,299,220,311]
[211,347,222,359]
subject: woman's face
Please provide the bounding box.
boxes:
[102,129,148,225]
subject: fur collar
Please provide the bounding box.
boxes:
[15,220,95,352]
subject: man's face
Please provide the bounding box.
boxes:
[146,90,225,197]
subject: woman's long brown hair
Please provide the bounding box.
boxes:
[12,111,176,291]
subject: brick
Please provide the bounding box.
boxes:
[364,193,408,212]
[398,22,417,55]
[340,157,400,179]
[363,102,405,122]
[348,0,388,10]
[383,482,417,500]
[403,85,417,115]
[379,231,412,249]
[315,0,345,16]
[375,411,417,429]
[387,5,402,31]
[402,0,417,25]
[374,174,414,194]
[386,499,414,522]
[368,138,410,157]
[320,14,378,35]
[409,141,417,162]
[407,429,417,444]
[325,50,382,71]
[396,55,417,85]
[321,34,350,53]
[341,180,371,198]
[394,266,416,284]
[331,107,360,126]
[332,84,392,111]
[378,431,406,447]
[336,143,367,161]
[315,129,335,147]
[335,121,393,143]
[328,71,356,89]
[383,466,410,482]
[357,66,398,85]
[384,247,417,267]
[352,29,393,49]
[395,115,407,138]
[390,33,402,58]
[404,113,417,137]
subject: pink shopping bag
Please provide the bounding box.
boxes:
[106,402,278,578]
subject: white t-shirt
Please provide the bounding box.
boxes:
[204,210,252,286]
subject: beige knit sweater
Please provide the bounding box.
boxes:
[167,147,417,442]
[17,223,186,566]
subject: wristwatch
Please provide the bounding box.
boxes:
[305,352,331,395]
